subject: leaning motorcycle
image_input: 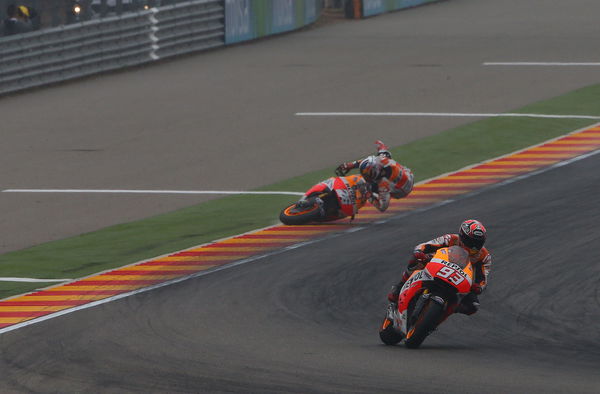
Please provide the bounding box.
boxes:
[379,246,475,349]
[279,175,370,225]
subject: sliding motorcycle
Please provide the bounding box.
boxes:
[279,175,370,225]
[379,246,475,348]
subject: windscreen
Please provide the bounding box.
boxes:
[446,245,469,269]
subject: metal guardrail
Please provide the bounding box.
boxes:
[0,0,225,95]
[153,0,224,59]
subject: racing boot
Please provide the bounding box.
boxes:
[455,293,480,315]
[375,140,391,158]
[386,271,410,304]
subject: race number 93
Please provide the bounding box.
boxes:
[436,266,464,285]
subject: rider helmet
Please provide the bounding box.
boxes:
[459,219,486,251]
[359,156,382,183]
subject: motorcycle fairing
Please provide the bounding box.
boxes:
[426,259,473,294]
[395,269,429,334]
[304,178,335,197]
[335,178,357,216]
[342,175,369,213]
[299,175,368,220]
[394,246,475,335]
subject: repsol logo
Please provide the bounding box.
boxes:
[441,261,468,278]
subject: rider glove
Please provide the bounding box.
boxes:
[471,283,483,295]
[335,162,354,176]
[413,251,430,263]
[387,285,401,303]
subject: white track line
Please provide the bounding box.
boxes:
[0,277,71,282]
[1,121,599,335]
[295,112,600,119]
[3,147,600,336]
[484,62,600,66]
[1,189,304,196]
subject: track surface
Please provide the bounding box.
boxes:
[1,0,600,392]
[1,146,599,393]
[3,0,600,252]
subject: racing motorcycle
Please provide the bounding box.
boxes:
[379,245,475,349]
[279,175,370,225]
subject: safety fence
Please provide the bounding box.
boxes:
[0,1,186,30]
[0,0,322,95]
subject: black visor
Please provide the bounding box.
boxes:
[461,233,485,250]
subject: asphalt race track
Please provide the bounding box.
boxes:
[1,143,599,393]
[3,0,600,253]
[1,0,600,393]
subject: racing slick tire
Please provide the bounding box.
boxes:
[379,316,404,345]
[279,201,322,225]
[404,299,444,349]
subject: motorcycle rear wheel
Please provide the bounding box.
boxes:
[404,300,444,349]
[279,201,322,225]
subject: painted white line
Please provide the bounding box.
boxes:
[0,277,71,283]
[484,62,600,66]
[1,121,599,335]
[2,189,304,196]
[5,142,599,335]
[295,112,600,119]
[0,234,343,335]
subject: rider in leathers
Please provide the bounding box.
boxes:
[388,219,491,316]
[335,140,414,212]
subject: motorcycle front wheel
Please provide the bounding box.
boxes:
[404,299,444,349]
[379,315,404,345]
[279,201,322,225]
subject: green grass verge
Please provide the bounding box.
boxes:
[1,84,600,299]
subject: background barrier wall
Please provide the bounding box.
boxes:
[224,0,322,44]
[361,0,441,18]
[0,0,226,95]
[0,0,322,95]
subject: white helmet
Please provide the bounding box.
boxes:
[359,156,382,182]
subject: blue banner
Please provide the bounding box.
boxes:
[225,0,254,44]
[271,0,295,34]
[225,0,321,44]
[362,0,385,17]
[362,0,441,18]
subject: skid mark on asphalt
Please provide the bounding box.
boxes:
[1,124,600,332]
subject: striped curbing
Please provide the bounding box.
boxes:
[0,125,599,329]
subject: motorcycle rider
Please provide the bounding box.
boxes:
[335,140,414,212]
[387,219,491,315]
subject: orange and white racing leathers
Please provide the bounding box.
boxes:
[337,144,414,212]
[378,155,414,199]
[358,155,414,212]
[387,233,492,315]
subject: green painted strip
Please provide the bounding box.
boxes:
[1,83,600,299]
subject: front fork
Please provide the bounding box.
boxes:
[410,290,447,327]
[384,302,404,338]
[298,192,329,217]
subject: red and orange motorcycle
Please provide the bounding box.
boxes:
[379,245,476,348]
[279,175,370,225]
